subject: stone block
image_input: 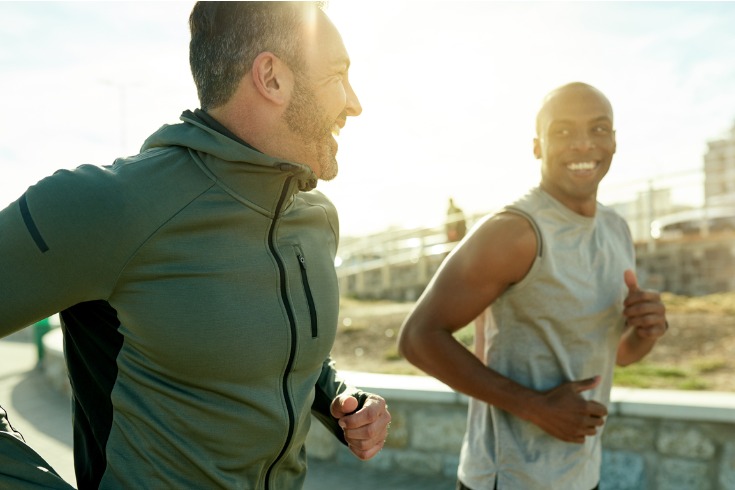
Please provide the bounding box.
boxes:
[385,407,408,448]
[600,450,645,490]
[656,458,712,490]
[602,417,655,452]
[306,416,339,460]
[335,442,361,468]
[656,423,716,460]
[333,443,394,472]
[443,454,460,479]
[411,409,465,452]
[720,442,735,490]
[393,449,444,476]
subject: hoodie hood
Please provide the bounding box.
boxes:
[141,110,318,192]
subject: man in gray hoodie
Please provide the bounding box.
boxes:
[0,3,390,489]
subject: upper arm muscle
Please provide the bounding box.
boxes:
[411,212,537,332]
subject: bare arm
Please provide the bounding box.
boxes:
[398,213,607,443]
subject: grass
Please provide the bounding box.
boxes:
[662,291,735,315]
[613,361,719,390]
[341,291,735,390]
[453,323,476,347]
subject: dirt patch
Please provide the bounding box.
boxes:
[331,294,735,392]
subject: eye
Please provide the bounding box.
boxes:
[592,125,611,134]
[552,128,570,137]
[334,66,348,82]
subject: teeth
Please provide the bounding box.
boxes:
[567,161,596,171]
[332,125,341,136]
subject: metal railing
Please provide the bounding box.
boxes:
[336,168,735,298]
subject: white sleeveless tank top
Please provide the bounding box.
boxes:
[458,187,635,490]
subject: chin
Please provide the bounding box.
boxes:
[319,165,338,182]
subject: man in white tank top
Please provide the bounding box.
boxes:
[399,82,668,490]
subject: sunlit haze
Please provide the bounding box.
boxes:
[2,1,734,237]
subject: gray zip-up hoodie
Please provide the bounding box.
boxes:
[0,110,358,489]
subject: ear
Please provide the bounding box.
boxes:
[250,52,293,106]
[533,137,542,160]
[611,129,617,154]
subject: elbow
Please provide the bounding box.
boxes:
[396,329,412,362]
[616,357,633,368]
[615,348,633,367]
[397,323,421,365]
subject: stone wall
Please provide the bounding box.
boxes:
[338,231,735,301]
[43,331,735,488]
[635,233,735,296]
[307,372,735,490]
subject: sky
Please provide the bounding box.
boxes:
[2,1,735,238]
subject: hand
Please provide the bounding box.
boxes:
[330,393,391,460]
[623,269,668,339]
[528,376,608,444]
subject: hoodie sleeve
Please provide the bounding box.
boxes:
[310,358,367,445]
[0,165,131,336]
[0,405,75,489]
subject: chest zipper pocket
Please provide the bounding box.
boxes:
[295,246,318,338]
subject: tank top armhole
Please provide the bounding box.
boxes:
[497,206,543,294]
[502,206,543,258]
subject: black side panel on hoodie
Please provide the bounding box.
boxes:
[60,301,123,490]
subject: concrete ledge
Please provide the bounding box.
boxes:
[341,370,735,422]
[340,370,469,404]
[610,387,735,423]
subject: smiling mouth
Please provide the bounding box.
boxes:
[566,161,598,172]
[332,119,346,137]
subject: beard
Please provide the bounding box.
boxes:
[283,76,339,181]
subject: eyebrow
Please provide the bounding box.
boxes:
[549,116,612,126]
[333,55,350,71]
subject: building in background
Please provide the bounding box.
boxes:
[704,122,735,207]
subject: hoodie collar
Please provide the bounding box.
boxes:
[191,109,260,153]
[140,110,318,215]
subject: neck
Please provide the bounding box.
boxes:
[539,183,598,217]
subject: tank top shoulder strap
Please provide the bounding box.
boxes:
[501,206,543,258]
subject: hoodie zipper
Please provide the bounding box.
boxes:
[295,246,318,338]
[264,176,297,490]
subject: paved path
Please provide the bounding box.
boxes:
[1,334,456,489]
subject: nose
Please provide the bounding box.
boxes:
[344,80,362,117]
[570,130,594,151]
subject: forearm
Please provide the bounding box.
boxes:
[620,276,667,366]
[616,325,662,366]
[399,326,540,421]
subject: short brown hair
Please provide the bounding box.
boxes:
[189,1,323,110]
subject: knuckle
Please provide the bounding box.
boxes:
[364,424,379,439]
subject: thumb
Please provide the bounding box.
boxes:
[572,375,601,394]
[624,269,639,294]
[330,393,359,419]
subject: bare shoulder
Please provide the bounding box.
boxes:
[458,211,538,285]
[472,211,537,253]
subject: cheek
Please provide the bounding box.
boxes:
[594,135,616,152]
[543,143,564,161]
[314,87,344,121]
[328,82,348,112]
